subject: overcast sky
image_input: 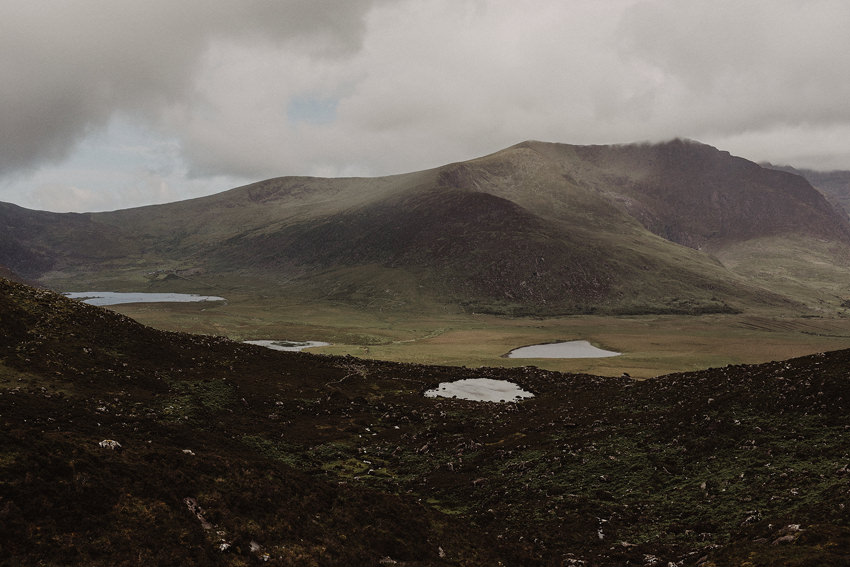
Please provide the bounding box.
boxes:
[2,0,850,212]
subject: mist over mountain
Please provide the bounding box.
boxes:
[3,139,849,315]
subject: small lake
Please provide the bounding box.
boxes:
[425,378,534,403]
[507,340,620,359]
[244,340,331,352]
[64,291,226,306]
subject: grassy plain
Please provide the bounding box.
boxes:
[107,293,850,378]
[56,229,850,379]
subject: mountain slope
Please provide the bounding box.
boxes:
[0,278,508,566]
[764,163,850,218]
[518,139,850,250]
[4,278,850,565]
[2,140,849,314]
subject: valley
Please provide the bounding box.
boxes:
[6,139,850,379]
[107,294,850,378]
[7,140,850,319]
[5,140,850,565]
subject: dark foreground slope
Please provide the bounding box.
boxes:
[3,278,850,566]
[0,280,508,566]
[0,263,30,285]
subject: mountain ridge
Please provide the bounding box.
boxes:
[2,139,848,314]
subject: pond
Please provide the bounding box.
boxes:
[425,378,534,403]
[507,340,620,359]
[64,291,226,306]
[244,340,331,352]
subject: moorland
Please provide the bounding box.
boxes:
[4,277,850,566]
[4,139,850,565]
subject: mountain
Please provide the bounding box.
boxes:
[3,277,850,565]
[763,163,850,218]
[3,139,850,314]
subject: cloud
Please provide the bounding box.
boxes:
[165,0,649,180]
[2,0,850,212]
[0,115,251,212]
[618,0,850,132]
[709,123,850,171]
[0,0,379,176]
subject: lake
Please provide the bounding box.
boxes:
[244,340,331,352]
[64,291,226,306]
[425,378,534,402]
[507,340,620,359]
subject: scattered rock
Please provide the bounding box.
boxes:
[772,524,803,545]
[183,497,213,531]
[98,439,122,451]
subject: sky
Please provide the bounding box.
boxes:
[2,0,850,213]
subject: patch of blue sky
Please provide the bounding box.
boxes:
[79,115,180,173]
[0,114,250,212]
[287,94,339,125]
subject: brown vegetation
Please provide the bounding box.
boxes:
[3,279,850,565]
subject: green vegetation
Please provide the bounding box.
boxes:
[11,140,850,382]
[9,139,850,322]
[108,294,850,378]
[159,378,236,424]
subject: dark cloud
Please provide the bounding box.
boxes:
[0,0,378,175]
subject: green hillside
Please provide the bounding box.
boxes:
[5,139,849,316]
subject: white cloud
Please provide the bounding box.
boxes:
[706,123,850,171]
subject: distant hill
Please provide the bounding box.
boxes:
[4,277,850,565]
[3,139,850,314]
[763,163,850,218]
